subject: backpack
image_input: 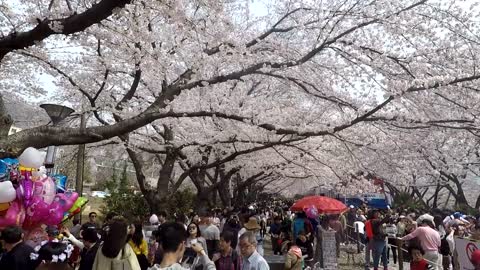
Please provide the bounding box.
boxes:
[439,235,451,256]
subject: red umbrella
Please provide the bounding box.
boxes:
[290,195,348,214]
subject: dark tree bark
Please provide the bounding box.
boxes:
[0,0,132,61]
[411,186,429,209]
[431,183,442,209]
[0,95,13,139]
[440,172,470,207]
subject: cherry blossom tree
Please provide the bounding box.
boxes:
[2,0,480,210]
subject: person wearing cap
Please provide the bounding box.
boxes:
[401,217,441,270]
[443,212,469,230]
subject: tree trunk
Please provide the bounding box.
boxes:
[450,174,470,207]
[432,183,442,209]
[411,187,429,209]
[475,194,480,209]
[156,150,176,197]
[0,94,12,139]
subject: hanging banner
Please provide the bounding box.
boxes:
[454,237,480,270]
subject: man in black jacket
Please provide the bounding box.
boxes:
[0,225,35,270]
[78,228,100,270]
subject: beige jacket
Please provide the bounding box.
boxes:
[92,243,141,270]
[284,252,302,270]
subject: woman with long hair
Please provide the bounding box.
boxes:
[128,223,149,270]
[92,216,141,270]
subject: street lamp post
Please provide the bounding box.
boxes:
[40,104,74,175]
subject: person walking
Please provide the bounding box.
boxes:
[284,245,302,270]
[82,212,100,232]
[183,222,208,268]
[213,230,242,270]
[92,217,141,270]
[268,216,282,255]
[201,216,220,259]
[371,210,389,270]
[409,245,435,270]
[73,228,99,270]
[0,225,35,270]
[243,217,264,256]
[346,206,357,243]
[128,223,150,270]
[238,232,269,270]
[148,222,215,270]
[401,217,441,270]
[385,217,398,265]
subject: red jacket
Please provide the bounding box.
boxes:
[410,259,433,270]
[365,220,373,239]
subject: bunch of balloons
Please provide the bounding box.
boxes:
[0,147,88,229]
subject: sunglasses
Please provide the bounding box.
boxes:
[91,215,97,218]
[188,227,197,230]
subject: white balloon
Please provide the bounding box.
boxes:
[19,147,45,169]
[0,181,16,203]
[32,166,47,180]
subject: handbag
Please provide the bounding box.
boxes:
[111,248,133,270]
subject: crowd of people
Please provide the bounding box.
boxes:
[2,203,480,270]
[342,205,480,270]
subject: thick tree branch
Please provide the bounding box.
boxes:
[0,0,132,61]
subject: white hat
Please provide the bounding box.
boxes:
[417,214,435,227]
[149,214,159,224]
[349,205,355,209]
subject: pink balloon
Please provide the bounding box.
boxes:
[24,196,50,228]
[0,200,25,228]
[21,171,33,208]
[33,176,56,204]
[305,205,319,219]
[44,192,79,225]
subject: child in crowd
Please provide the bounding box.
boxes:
[409,245,434,270]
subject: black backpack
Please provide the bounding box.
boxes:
[439,235,451,256]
